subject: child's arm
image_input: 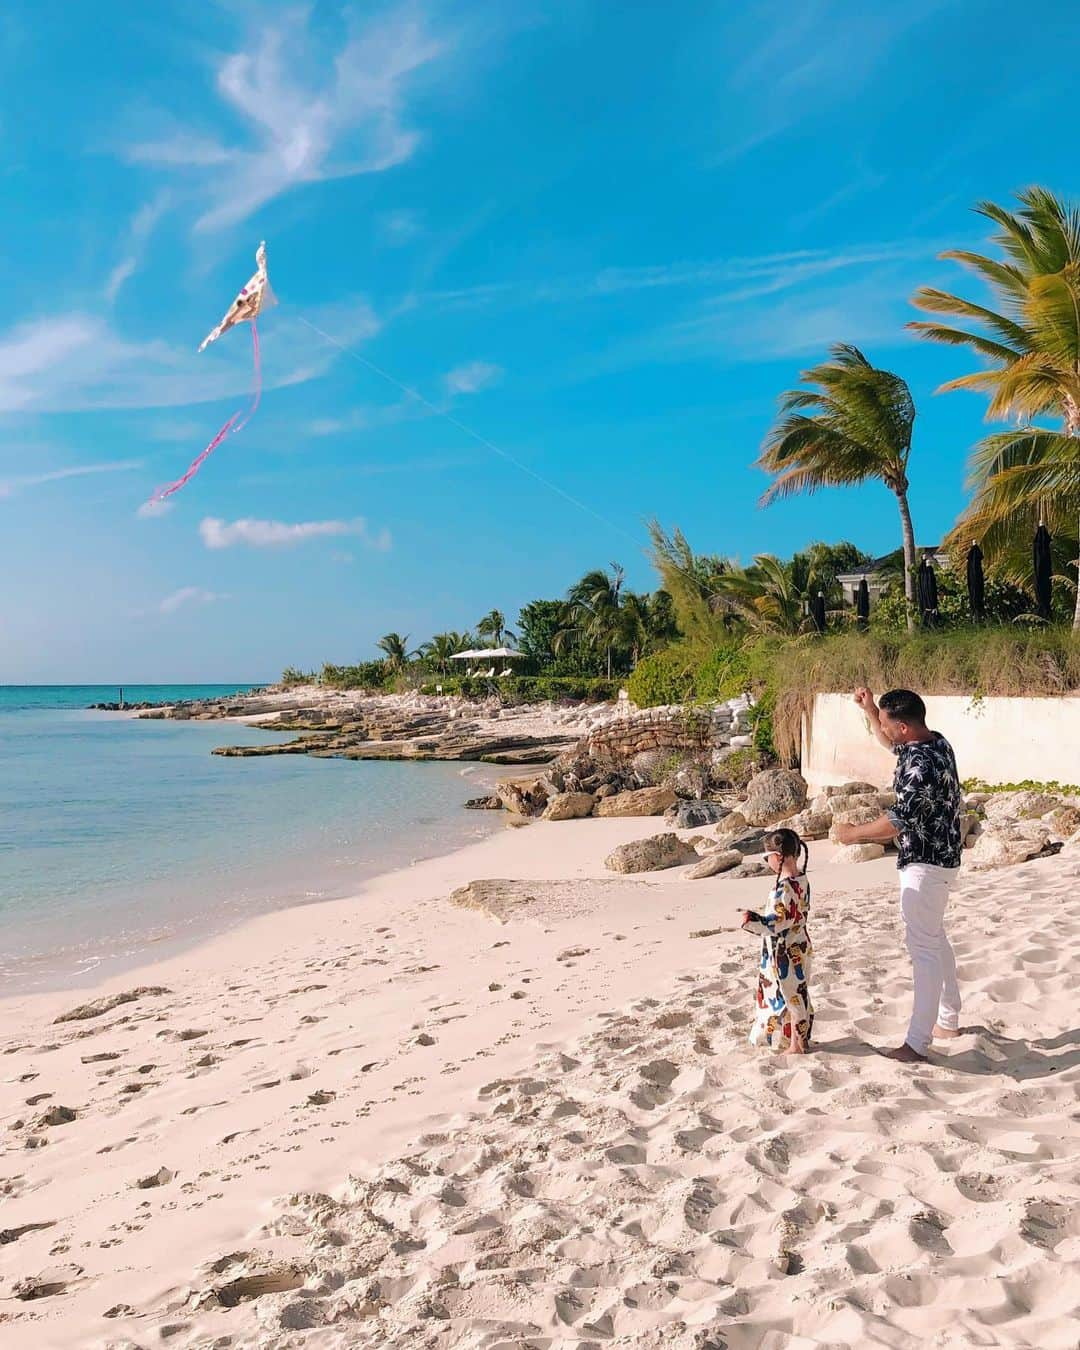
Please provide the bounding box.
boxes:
[741,880,795,938]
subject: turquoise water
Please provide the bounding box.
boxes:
[0,687,497,991]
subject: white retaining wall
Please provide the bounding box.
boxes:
[802,693,1080,790]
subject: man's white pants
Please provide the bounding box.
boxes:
[899,863,961,1056]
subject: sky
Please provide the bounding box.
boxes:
[2,0,1078,682]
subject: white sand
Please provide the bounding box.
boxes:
[3,817,1080,1348]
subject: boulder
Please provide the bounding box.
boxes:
[465,795,502,811]
[684,849,743,880]
[495,777,549,817]
[1062,828,1080,856]
[604,833,699,874]
[596,786,677,818]
[725,859,772,880]
[808,794,835,816]
[664,800,730,830]
[542,791,597,822]
[968,822,1052,870]
[823,781,880,798]
[828,804,883,843]
[783,809,833,842]
[1043,805,1080,841]
[714,810,749,839]
[835,792,883,812]
[595,782,618,799]
[832,842,886,864]
[726,830,768,854]
[983,790,1059,826]
[742,768,808,827]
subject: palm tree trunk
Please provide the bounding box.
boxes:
[1073,508,1080,632]
[895,488,917,634]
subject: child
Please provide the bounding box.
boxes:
[741,827,813,1054]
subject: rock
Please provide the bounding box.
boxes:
[135,1167,174,1189]
[596,786,677,818]
[38,1106,76,1127]
[714,810,748,839]
[983,790,1059,825]
[604,833,699,874]
[783,809,833,842]
[837,792,883,812]
[742,768,808,826]
[725,859,772,879]
[685,849,743,879]
[968,822,1052,870]
[965,792,990,807]
[54,986,171,1024]
[464,795,502,810]
[595,782,618,799]
[542,791,597,821]
[729,734,754,748]
[495,777,549,817]
[832,842,886,864]
[808,793,835,815]
[876,790,897,808]
[829,804,883,843]
[1062,829,1080,855]
[726,830,768,854]
[1043,805,1080,840]
[823,781,880,798]
[664,800,730,829]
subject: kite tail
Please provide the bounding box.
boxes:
[148,320,262,504]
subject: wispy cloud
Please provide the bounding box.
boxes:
[123,10,446,233]
[104,192,172,303]
[445,360,502,394]
[199,515,391,551]
[416,241,936,315]
[0,459,142,499]
[0,297,379,414]
[379,208,424,245]
[159,586,226,615]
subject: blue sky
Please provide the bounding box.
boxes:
[2,0,1077,681]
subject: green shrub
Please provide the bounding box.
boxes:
[712,748,759,791]
[625,647,698,706]
[319,660,391,690]
[280,666,314,687]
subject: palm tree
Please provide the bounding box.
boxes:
[376,632,415,671]
[556,564,627,678]
[646,521,733,645]
[476,609,515,647]
[909,187,1080,627]
[714,554,809,635]
[419,631,470,674]
[756,344,919,630]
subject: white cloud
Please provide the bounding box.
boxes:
[199,515,391,551]
[0,459,142,499]
[104,192,173,302]
[124,11,446,233]
[445,360,502,395]
[379,208,423,244]
[159,586,225,614]
[0,297,379,413]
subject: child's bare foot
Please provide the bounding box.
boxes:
[933,1024,960,1039]
[784,1034,807,1055]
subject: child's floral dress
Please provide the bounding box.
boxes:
[742,874,813,1049]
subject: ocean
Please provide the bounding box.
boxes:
[0,686,498,992]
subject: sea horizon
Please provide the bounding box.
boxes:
[0,684,499,993]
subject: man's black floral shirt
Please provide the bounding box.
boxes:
[886,733,963,869]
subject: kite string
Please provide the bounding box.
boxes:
[295,314,640,544]
[149,319,262,504]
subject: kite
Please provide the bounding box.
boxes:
[148,242,272,504]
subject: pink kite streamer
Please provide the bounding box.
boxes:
[148,320,262,504]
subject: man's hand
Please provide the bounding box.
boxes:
[834,823,856,845]
[853,687,876,714]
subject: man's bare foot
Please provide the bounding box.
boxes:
[879,1043,928,1064]
[933,1024,960,1039]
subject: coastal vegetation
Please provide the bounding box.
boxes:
[283,186,1080,753]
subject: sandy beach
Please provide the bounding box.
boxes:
[3,812,1080,1348]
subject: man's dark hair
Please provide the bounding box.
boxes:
[879,688,927,724]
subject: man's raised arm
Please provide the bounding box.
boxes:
[854,687,894,753]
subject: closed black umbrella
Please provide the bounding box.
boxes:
[811,590,826,634]
[855,577,870,630]
[918,557,939,629]
[1033,522,1053,620]
[966,543,986,622]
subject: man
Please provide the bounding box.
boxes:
[834,688,963,1064]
